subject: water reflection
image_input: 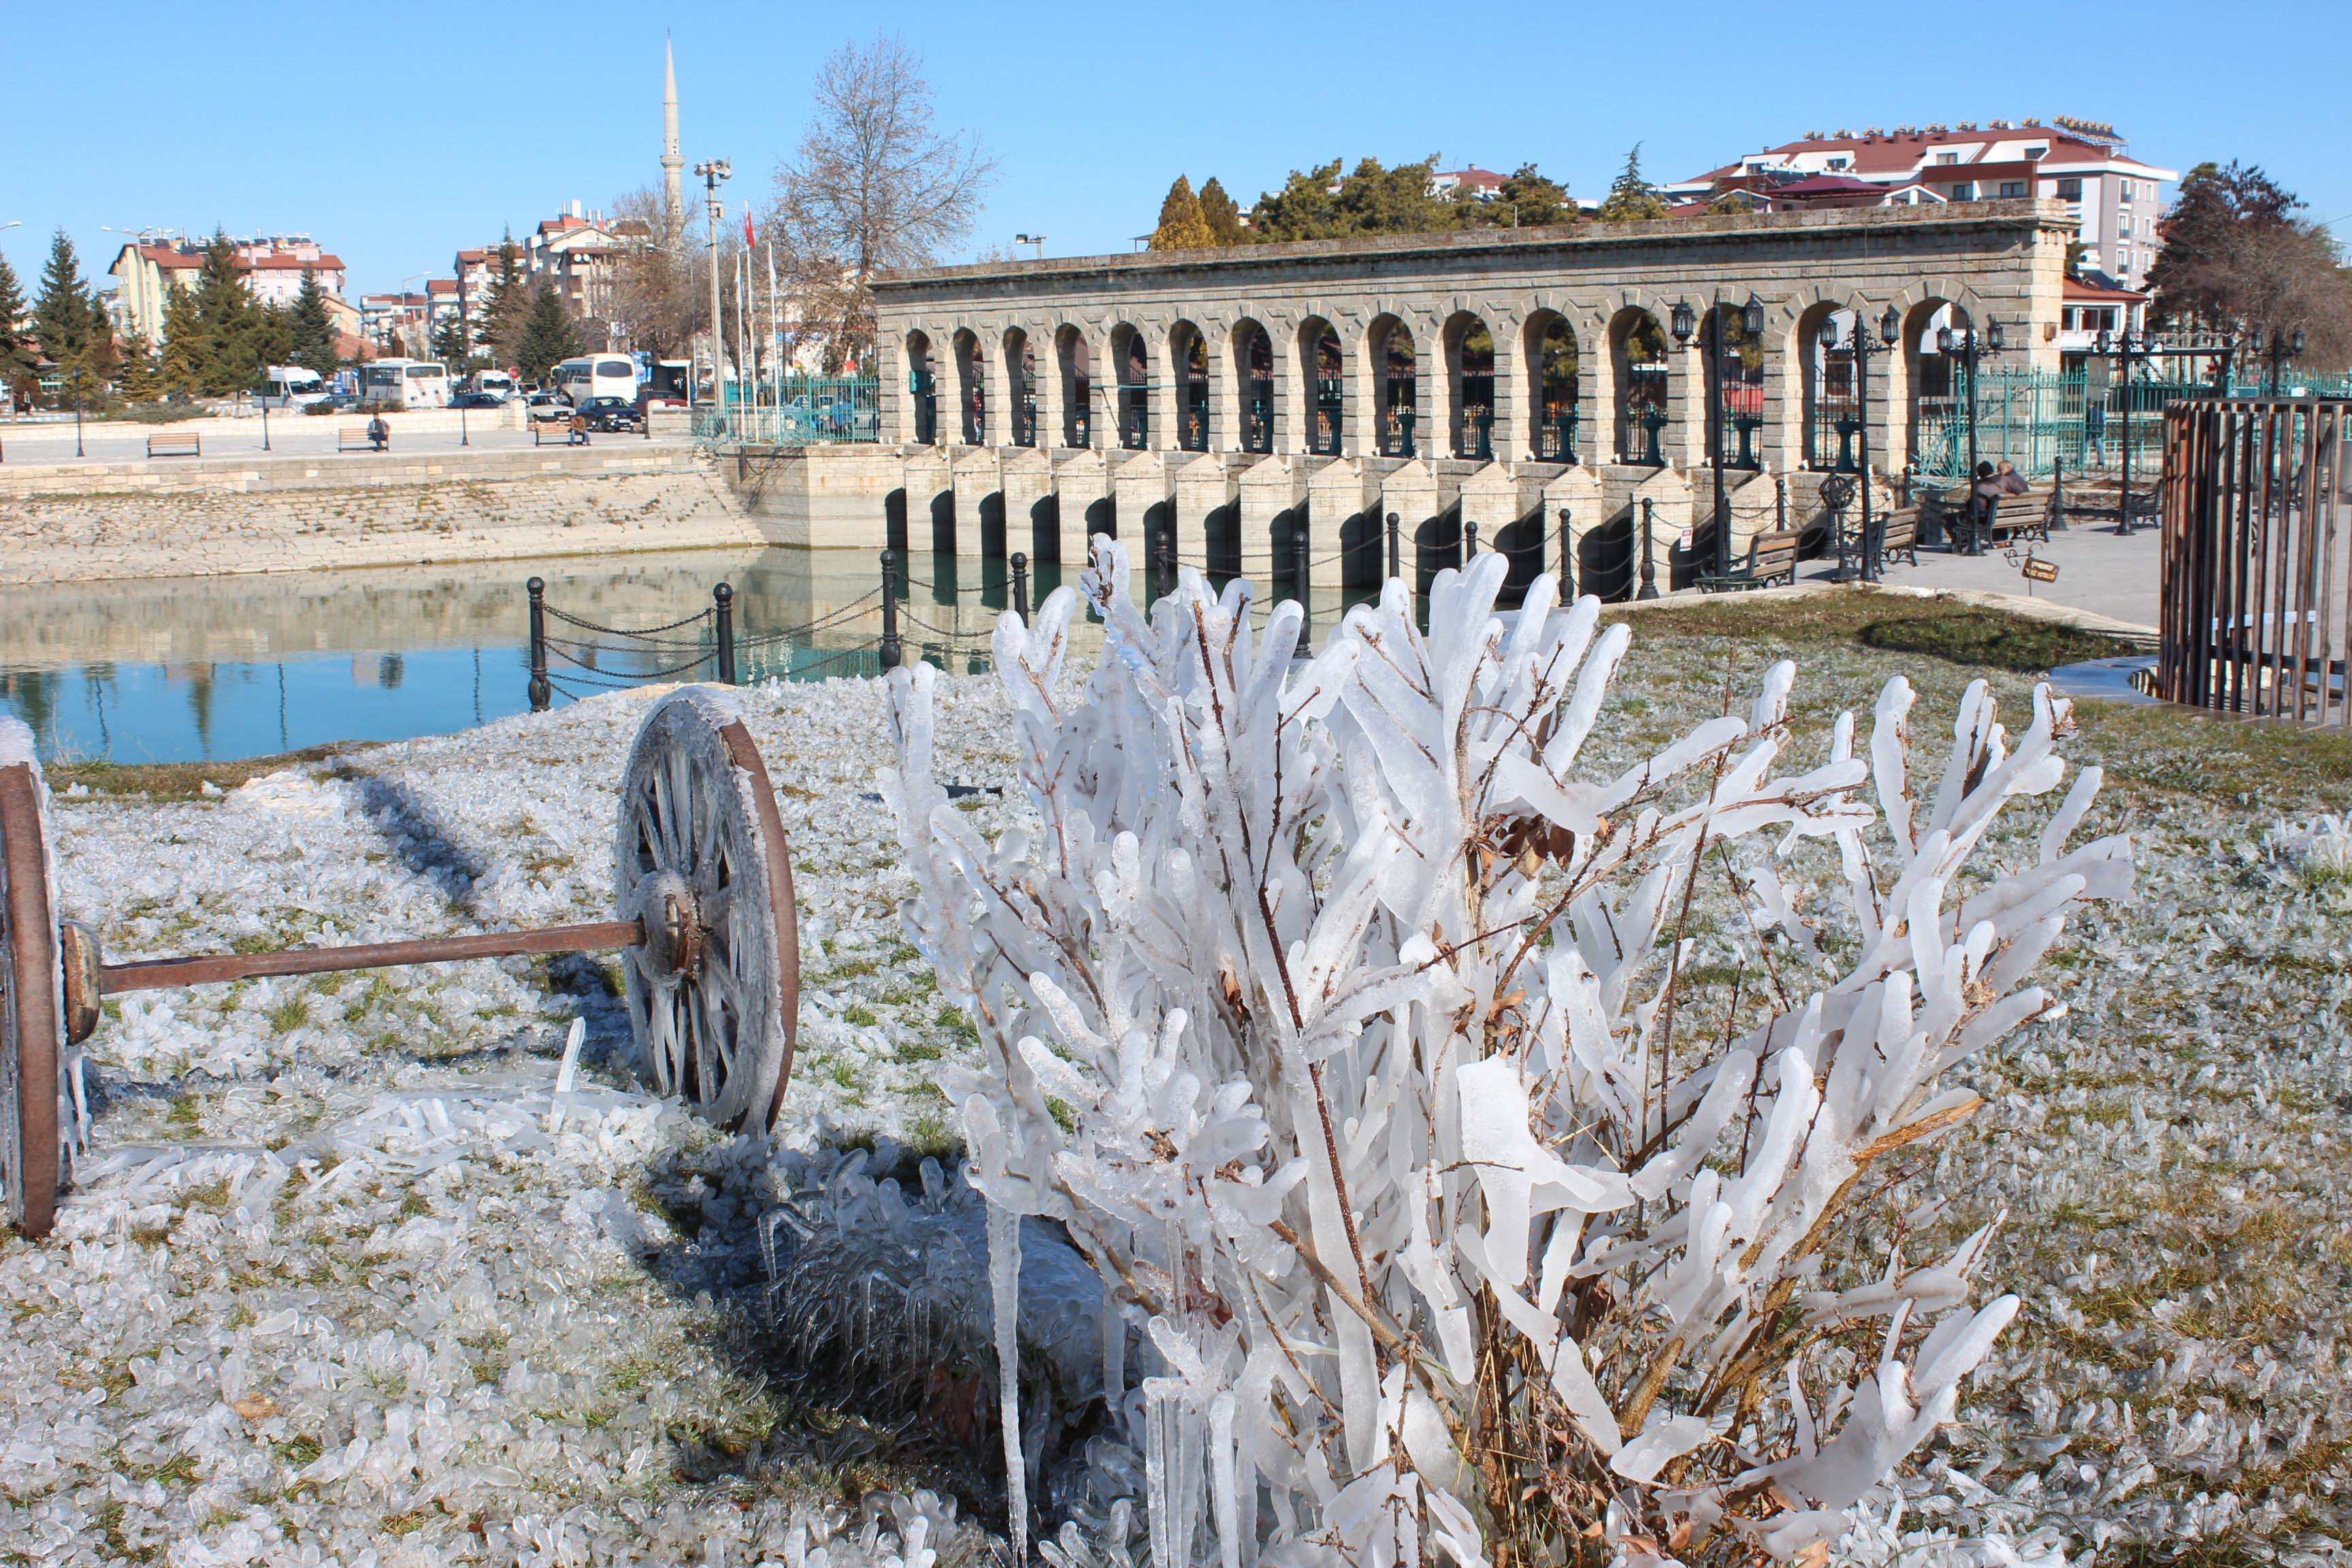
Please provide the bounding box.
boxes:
[0,546,1380,765]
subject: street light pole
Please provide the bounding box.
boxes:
[71,368,84,459]
[1936,316,2006,554]
[257,358,271,452]
[695,159,732,416]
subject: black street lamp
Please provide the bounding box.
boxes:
[69,367,84,459]
[1820,304,1902,581]
[2091,323,2157,535]
[1935,316,2007,555]
[256,359,272,453]
[2248,324,2307,395]
[1671,293,1767,577]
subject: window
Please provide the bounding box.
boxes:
[1999,180,2027,198]
[1934,152,1959,165]
[1950,182,1976,201]
[2025,145,2047,160]
[1827,156,1849,170]
[2119,181,2134,203]
[2119,214,2134,237]
[2056,176,2083,201]
[598,359,634,378]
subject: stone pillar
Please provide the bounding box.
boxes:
[1036,327,1066,451]
[903,448,955,553]
[1145,325,1179,453]
[1240,455,1305,570]
[1669,338,1705,471]
[1305,457,1367,565]
[1343,323,1374,461]
[1171,453,1232,568]
[951,445,1002,555]
[1001,447,1054,562]
[1544,466,1605,599]
[1458,461,1518,564]
[1379,458,1440,575]
[1051,447,1110,564]
[879,334,906,446]
[1633,466,1694,593]
[1765,317,1804,476]
[1411,323,1439,461]
[1208,324,1239,455]
[1090,329,1119,452]
[1488,317,1522,463]
[1276,322,1308,457]
[1111,450,1170,553]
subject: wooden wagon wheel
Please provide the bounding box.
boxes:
[0,721,64,1238]
[615,688,801,1132]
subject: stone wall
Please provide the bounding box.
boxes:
[0,446,770,585]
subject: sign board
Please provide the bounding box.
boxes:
[2020,556,2060,583]
[1676,529,1695,551]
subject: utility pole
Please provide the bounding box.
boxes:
[695,158,732,408]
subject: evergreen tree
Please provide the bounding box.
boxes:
[1249,156,1463,241]
[1597,145,1669,222]
[252,301,297,378]
[0,252,34,382]
[158,280,206,396]
[1150,176,1218,250]
[113,333,161,402]
[31,230,95,378]
[1198,178,1243,244]
[429,310,470,368]
[513,283,582,378]
[186,230,265,395]
[1487,163,1575,228]
[287,267,340,375]
[474,233,527,365]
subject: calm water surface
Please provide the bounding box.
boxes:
[0,548,1364,764]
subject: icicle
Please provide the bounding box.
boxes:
[1104,1295,1126,1432]
[1209,1390,1241,1568]
[989,1200,1029,1563]
[1146,1388,1173,1568]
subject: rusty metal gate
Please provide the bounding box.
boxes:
[2159,397,2352,721]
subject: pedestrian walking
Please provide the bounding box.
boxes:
[2085,395,2108,468]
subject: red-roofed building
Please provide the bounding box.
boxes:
[1670,118,2176,289]
[108,233,348,343]
[1431,166,1507,199]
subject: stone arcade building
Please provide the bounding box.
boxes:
[766,202,2068,597]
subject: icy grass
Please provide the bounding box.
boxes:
[1,587,2345,1563]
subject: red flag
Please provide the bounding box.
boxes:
[742,210,756,248]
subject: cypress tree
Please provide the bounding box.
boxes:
[288,267,339,375]
[1150,176,1217,250]
[513,282,582,378]
[1198,178,1243,245]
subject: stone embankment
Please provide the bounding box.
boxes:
[0,444,770,585]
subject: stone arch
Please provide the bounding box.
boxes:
[1370,314,1418,457]
[1902,297,1973,476]
[952,327,985,445]
[1232,317,1275,455]
[1298,316,1343,455]
[1002,326,1037,447]
[1110,322,1152,450]
[1056,325,1092,448]
[1522,310,1582,461]
[1441,310,1497,461]
[1607,306,1669,465]
[1700,301,1768,473]
[1794,299,1865,472]
[1171,319,1211,453]
[905,329,938,446]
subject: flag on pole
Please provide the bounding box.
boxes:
[742,209,756,248]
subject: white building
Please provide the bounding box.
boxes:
[107,234,348,343]
[1673,118,2178,290]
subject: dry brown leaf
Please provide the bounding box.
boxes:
[229,1392,278,1422]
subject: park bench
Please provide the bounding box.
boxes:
[1874,506,1921,570]
[337,427,387,453]
[532,423,587,448]
[146,433,201,459]
[1696,528,1802,592]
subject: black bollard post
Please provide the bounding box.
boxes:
[1557,507,1575,602]
[713,582,738,685]
[1465,519,1478,561]
[1010,551,1030,624]
[1636,498,1660,600]
[1294,522,1312,657]
[879,553,902,672]
[525,576,551,712]
[1386,510,1401,583]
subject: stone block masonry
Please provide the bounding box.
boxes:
[0,446,772,585]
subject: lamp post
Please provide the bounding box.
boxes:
[695,159,733,415]
[1672,294,1766,577]
[1014,233,1047,261]
[1820,304,1902,581]
[256,357,271,452]
[1935,316,2007,555]
[69,367,84,459]
[2248,324,2307,395]
[2091,323,2157,535]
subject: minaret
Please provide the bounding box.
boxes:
[661,36,685,235]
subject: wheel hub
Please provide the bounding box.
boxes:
[625,871,706,981]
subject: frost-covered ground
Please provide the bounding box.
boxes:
[2,588,2346,1565]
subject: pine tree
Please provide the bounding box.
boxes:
[288,267,339,375]
[1150,176,1217,250]
[187,230,265,395]
[513,283,582,378]
[31,230,94,379]
[1198,178,1243,245]
[113,333,161,403]
[430,310,470,368]
[159,280,206,397]
[0,252,33,382]
[474,233,527,365]
[1597,145,1669,223]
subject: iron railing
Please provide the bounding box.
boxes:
[695,376,883,446]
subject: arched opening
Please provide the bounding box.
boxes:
[1301,319,1342,455]
[1173,322,1210,453]
[1703,304,1766,472]
[1801,304,1861,472]
[906,331,937,445]
[1905,300,1970,476]
[1004,328,1036,447]
[1111,324,1150,450]
[1610,310,1668,465]
[1527,313,1580,462]
[1445,314,1496,460]
[884,488,910,552]
[1235,321,1275,455]
[1372,317,1418,457]
[1580,510,1638,602]
[1414,502,1462,602]
[953,329,985,445]
[1056,327,1091,447]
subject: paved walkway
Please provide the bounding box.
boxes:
[0,416,692,467]
[1801,519,2161,631]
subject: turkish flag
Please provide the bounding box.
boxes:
[742,210,756,248]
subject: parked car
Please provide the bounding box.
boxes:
[525,391,572,423]
[312,391,362,413]
[576,395,646,434]
[448,390,506,410]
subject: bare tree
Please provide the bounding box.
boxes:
[602,184,706,359]
[770,35,996,370]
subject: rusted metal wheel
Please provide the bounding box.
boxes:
[615,687,800,1132]
[0,721,64,1239]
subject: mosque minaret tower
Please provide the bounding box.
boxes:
[662,36,685,233]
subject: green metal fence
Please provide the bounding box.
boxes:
[1912,369,2207,480]
[693,376,881,446]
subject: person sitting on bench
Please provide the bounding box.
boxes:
[365,414,390,453]
[1966,460,2028,555]
[568,409,589,447]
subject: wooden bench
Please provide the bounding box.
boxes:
[1983,489,2053,545]
[146,433,201,459]
[1697,529,1802,591]
[531,422,587,448]
[337,427,386,453]
[1875,506,1921,570]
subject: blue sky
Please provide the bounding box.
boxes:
[3,0,2346,298]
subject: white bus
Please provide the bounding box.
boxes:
[361,359,452,410]
[553,354,640,406]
